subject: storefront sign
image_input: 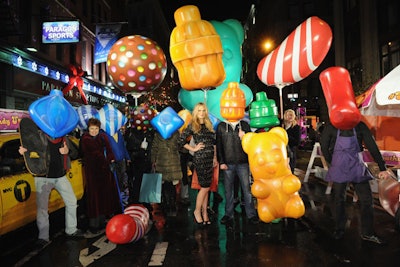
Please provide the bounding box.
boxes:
[13,68,122,108]
[0,108,29,131]
[363,150,400,166]
[42,21,80,44]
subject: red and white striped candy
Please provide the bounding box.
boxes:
[124,204,150,235]
[257,16,332,87]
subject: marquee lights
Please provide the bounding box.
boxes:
[12,54,126,103]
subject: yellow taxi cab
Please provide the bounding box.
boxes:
[0,132,84,235]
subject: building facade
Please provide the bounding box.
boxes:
[0,0,127,110]
[243,0,400,123]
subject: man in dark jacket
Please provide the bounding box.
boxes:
[216,120,259,226]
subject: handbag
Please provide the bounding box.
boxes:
[191,164,219,192]
[139,171,162,203]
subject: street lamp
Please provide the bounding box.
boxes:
[263,39,274,53]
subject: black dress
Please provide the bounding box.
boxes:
[180,124,215,188]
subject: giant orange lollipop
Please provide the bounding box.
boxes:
[107,35,167,94]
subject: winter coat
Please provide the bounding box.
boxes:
[216,121,250,165]
[151,131,182,182]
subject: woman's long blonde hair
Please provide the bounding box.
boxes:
[191,102,214,134]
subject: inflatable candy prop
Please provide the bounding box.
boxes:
[95,103,127,136]
[124,204,151,238]
[178,19,253,121]
[150,106,184,139]
[242,127,305,223]
[28,89,79,138]
[170,5,225,90]
[220,82,246,122]
[76,105,98,130]
[106,204,150,244]
[130,103,157,131]
[257,16,332,117]
[62,64,87,104]
[177,109,192,133]
[319,66,361,130]
[249,92,280,131]
[209,113,220,131]
[106,214,137,244]
[107,35,167,95]
[379,174,400,217]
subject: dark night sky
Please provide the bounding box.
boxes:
[159,0,255,28]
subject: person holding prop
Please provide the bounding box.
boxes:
[319,67,392,244]
[19,119,85,249]
[18,89,85,250]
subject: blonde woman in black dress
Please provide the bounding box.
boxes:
[180,103,217,225]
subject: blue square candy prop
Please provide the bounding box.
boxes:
[150,106,184,139]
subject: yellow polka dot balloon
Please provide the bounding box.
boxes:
[107,35,167,94]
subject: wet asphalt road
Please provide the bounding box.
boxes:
[1,150,400,267]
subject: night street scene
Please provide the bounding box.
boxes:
[1,0,400,267]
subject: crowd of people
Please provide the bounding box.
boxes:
[20,102,392,249]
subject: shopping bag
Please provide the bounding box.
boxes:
[139,172,162,203]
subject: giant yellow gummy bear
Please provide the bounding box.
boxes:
[242,127,305,223]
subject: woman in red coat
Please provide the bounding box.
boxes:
[80,118,122,236]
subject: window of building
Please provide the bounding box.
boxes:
[83,0,88,16]
[303,1,315,17]
[56,45,63,62]
[381,40,400,75]
[346,57,363,92]
[288,3,300,20]
[70,43,77,64]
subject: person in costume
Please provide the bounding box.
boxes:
[19,121,84,249]
[216,117,259,226]
[106,126,131,206]
[321,120,392,244]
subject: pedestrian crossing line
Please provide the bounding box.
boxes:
[79,235,116,267]
[148,241,168,266]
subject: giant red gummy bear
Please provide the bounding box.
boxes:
[242,127,305,223]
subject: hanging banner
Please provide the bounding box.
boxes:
[94,23,122,64]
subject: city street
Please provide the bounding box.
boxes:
[1,150,400,267]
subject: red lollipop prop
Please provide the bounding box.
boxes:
[257,16,332,117]
[319,66,361,130]
[106,214,137,244]
[107,35,167,95]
